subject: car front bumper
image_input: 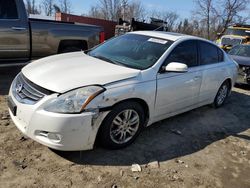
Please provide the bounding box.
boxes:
[8,88,108,151]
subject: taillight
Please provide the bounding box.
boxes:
[99,32,105,43]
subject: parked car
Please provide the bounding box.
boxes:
[0,0,104,67]
[228,45,250,85]
[216,24,250,51]
[8,31,238,151]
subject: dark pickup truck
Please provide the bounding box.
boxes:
[0,0,104,66]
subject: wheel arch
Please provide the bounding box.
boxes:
[100,98,150,126]
[94,97,150,147]
[225,78,232,90]
[220,77,232,91]
[112,98,150,124]
[57,40,88,53]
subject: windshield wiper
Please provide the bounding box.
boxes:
[92,55,118,65]
[91,54,140,69]
[92,55,129,68]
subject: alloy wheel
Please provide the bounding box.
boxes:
[217,85,228,105]
[110,109,140,144]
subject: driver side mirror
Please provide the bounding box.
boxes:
[164,62,188,73]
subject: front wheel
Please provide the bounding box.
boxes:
[98,102,145,150]
[213,80,230,108]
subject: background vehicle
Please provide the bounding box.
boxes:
[229,44,250,85]
[216,24,250,51]
[8,32,238,151]
[115,18,168,36]
[0,0,104,67]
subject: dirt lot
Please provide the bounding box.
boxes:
[0,67,249,188]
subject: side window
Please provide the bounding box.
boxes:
[164,40,198,67]
[200,41,221,65]
[0,0,18,19]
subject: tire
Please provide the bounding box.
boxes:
[98,102,145,150]
[213,80,230,108]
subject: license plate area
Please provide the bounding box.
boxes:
[8,97,17,116]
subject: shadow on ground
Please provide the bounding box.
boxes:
[53,89,250,166]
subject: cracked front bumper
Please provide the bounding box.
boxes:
[8,89,107,151]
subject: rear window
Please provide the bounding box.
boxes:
[0,0,18,19]
[199,41,223,65]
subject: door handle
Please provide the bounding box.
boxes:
[11,27,27,31]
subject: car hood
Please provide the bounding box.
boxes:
[230,55,250,66]
[222,35,245,39]
[22,52,140,93]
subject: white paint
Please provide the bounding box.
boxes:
[9,32,238,151]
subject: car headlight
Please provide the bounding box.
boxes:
[44,86,105,113]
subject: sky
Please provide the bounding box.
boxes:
[69,0,195,18]
[37,0,250,20]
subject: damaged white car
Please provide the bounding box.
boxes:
[8,31,238,151]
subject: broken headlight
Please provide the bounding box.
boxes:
[44,86,105,113]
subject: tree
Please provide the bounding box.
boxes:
[194,0,215,39]
[53,4,61,13]
[150,11,179,31]
[218,0,250,34]
[59,0,72,14]
[182,19,194,34]
[193,0,249,39]
[89,0,145,21]
[25,0,41,14]
[127,0,146,21]
[98,0,122,21]
[41,0,54,16]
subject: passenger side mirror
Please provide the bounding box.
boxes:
[164,62,188,73]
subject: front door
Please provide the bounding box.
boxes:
[0,0,30,61]
[155,40,202,118]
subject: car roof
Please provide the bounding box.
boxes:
[130,31,200,41]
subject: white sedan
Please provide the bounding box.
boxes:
[8,31,238,151]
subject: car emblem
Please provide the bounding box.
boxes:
[16,84,23,93]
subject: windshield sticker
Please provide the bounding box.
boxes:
[148,38,168,44]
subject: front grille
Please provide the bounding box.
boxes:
[12,73,52,105]
[221,37,242,46]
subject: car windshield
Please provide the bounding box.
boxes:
[225,28,250,37]
[88,34,173,70]
[228,45,250,57]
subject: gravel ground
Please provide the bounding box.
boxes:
[0,67,249,188]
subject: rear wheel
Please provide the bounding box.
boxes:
[98,102,145,149]
[213,80,230,108]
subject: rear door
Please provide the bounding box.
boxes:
[155,40,202,118]
[198,41,227,103]
[0,0,30,61]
